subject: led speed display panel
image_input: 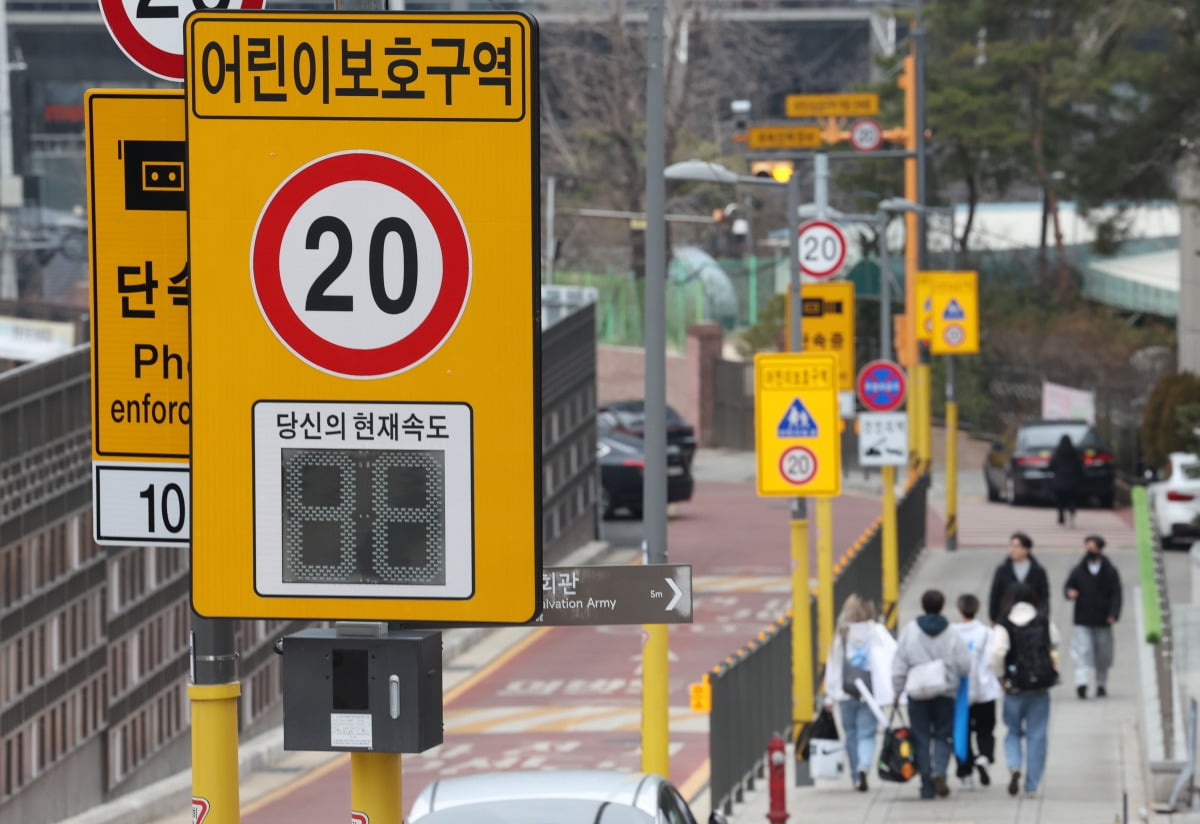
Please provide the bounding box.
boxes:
[253,401,473,599]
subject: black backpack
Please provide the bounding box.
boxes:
[1001,615,1059,693]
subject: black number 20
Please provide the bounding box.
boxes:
[136,0,229,19]
[305,215,419,315]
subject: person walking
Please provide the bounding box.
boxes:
[1064,534,1122,698]
[990,582,1060,798]
[892,589,971,799]
[988,532,1051,623]
[952,593,1001,788]
[1049,434,1084,527]
[822,595,897,791]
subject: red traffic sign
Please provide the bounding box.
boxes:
[101,0,264,81]
[251,151,471,379]
[778,446,819,486]
[849,118,884,152]
[192,797,210,824]
[798,219,847,279]
[856,359,907,412]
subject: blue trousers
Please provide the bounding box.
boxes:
[839,699,878,780]
[908,696,955,797]
[1003,690,1051,792]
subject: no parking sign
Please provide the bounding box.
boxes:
[185,12,540,623]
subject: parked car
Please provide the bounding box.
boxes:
[598,400,698,469]
[1149,452,1200,549]
[408,770,726,824]
[983,419,1116,508]
[599,431,694,519]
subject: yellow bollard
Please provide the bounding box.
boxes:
[641,623,671,777]
[790,500,814,749]
[189,683,240,824]
[881,465,899,631]
[816,498,834,665]
[350,752,402,824]
[946,399,958,551]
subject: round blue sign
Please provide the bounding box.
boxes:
[856,360,907,412]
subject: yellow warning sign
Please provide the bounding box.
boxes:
[930,271,980,355]
[785,281,856,391]
[754,353,841,497]
[785,93,879,119]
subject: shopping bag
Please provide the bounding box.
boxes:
[953,675,970,762]
[877,706,917,783]
[811,706,839,741]
[809,737,846,780]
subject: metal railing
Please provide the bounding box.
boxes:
[705,472,930,815]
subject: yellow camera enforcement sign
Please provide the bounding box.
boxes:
[86,90,191,547]
[784,280,856,391]
[754,352,841,497]
[185,11,539,622]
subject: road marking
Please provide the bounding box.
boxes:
[444,705,707,734]
[679,757,711,806]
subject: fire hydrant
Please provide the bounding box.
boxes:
[766,736,788,823]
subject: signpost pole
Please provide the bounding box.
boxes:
[877,212,900,629]
[787,166,814,787]
[189,614,240,824]
[641,0,671,778]
[945,216,959,552]
[812,151,834,675]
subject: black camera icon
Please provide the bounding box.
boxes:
[123,139,186,212]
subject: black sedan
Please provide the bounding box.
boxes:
[598,431,694,519]
[597,400,697,469]
[983,419,1116,508]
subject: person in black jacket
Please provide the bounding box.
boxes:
[1049,434,1084,527]
[988,532,1051,624]
[1064,535,1122,698]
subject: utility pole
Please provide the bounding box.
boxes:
[0,0,20,301]
[813,153,834,673]
[640,0,671,778]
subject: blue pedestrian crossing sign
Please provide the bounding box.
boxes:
[942,298,965,320]
[777,398,819,438]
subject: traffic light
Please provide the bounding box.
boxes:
[750,160,794,183]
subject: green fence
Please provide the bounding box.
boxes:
[1133,485,1163,644]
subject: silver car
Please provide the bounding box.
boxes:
[408,770,727,824]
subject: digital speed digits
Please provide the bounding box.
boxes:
[281,447,445,585]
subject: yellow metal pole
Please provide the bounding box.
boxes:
[901,52,920,472]
[946,374,959,551]
[881,465,899,631]
[790,500,814,751]
[350,752,402,824]
[188,683,240,824]
[816,497,834,666]
[919,363,933,472]
[641,623,671,776]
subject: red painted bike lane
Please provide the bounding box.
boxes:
[243,480,923,822]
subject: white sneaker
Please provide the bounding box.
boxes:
[960,775,975,789]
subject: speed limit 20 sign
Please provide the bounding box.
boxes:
[798,219,847,279]
[186,12,539,624]
[101,0,264,80]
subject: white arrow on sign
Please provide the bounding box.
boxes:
[665,577,684,611]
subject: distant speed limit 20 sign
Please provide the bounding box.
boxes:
[186,12,539,623]
[798,219,847,278]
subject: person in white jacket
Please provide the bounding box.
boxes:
[989,582,1061,798]
[822,594,897,792]
[952,593,1001,788]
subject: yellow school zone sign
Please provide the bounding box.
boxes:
[754,352,841,497]
[930,271,980,355]
[186,11,540,622]
[86,90,191,546]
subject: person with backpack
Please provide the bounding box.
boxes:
[988,532,1051,623]
[989,582,1061,798]
[822,594,897,792]
[1064,534,1122,698]
[952,593,1001,788]
[892,589,972,799]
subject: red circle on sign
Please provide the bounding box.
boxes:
[798,219,847,279]
[856,359,908,412]
[252,151,471,378]
[943,323,965,347]
[779,446,818,486]
[849,118,884,152]
[100,0,264,81]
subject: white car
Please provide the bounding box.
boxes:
[1150,452,1200,549]
[408,770,726,824]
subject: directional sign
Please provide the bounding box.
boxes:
[755,353,841,497]
[86,90,191,546]
[785,93,879,119]
[746,125,821,150]
[535,565,693,626]
[101,0,264,81]
[785,281,856,390]
[858,412,908,467]
[849,118,884,152]
[798,220,847,278]
[928,271,980,355]
[856,359,907,412]
[186,12,539,623]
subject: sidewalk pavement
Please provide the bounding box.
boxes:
[727,542,1151,824]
